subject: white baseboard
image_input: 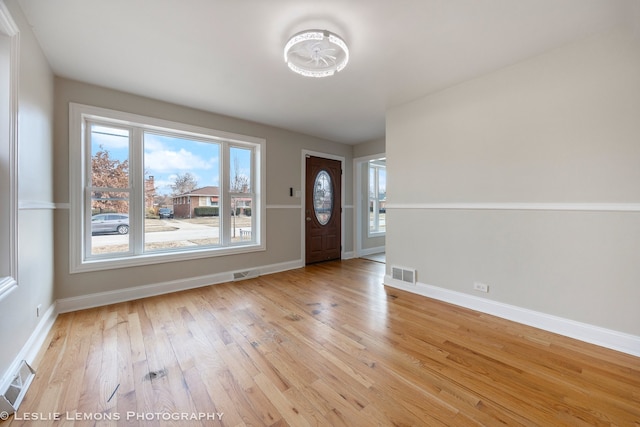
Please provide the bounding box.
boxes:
[57,259,304,313]
[342,251,356,260]
[384,276,640,358]
[359,246,385,257]
[261,259,304,275]
[3,259,304,399]
[0,303,57,396]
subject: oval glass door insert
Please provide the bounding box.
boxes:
[313,170,333,225]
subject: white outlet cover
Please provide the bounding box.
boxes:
[474,282,489,293]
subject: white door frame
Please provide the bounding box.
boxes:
[353,153,386,258]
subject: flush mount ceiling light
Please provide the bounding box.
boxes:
[284,30,349,78]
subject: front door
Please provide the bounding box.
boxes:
[305,156,341,264]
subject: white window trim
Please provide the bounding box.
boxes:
[0,3,19,301]
[69,103,266,273]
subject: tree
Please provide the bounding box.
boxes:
[154,194,173,208]
[171,172,198,195]
[230,156,249,193]
[230,156,250,238]
[91,146,129,213]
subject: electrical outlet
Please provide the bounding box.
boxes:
[36,304,42,317]
[473,282,489,293]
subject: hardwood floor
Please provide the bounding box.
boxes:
[7,259,640,426]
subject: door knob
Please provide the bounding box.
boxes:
[306,217,311,222]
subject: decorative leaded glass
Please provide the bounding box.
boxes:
[313,170,333,225]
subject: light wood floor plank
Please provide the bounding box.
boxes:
[7,259,640,426]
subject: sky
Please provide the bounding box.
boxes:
[91,125,251,195]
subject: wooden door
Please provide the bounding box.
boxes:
[305,156,341,264]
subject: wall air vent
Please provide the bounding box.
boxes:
[391,266,416,285]
[233,269,260,281]
[0,360,35,416]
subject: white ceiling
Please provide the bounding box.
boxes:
[17,0,636,144]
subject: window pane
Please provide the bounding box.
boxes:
[379,208,387,231]
[145,215,221,251]
[369,167,375,200]
[368,159,386,234]
[378,167,386,233]
[90,194,129,255]
[369,200,376,231]
[231,195,254,243]
[143,132,221,252]
[91,190,129,217]
[230,146,252,193]
[91,124,129,188]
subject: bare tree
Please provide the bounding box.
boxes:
[154,193,173,208]
[230,156,250,238]
[230,156,249,193]
[171,172,198,195]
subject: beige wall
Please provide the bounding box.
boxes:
[54,78,354,299]
[353,137,385,159]
[0,0,55,385]
[386,28,640,336]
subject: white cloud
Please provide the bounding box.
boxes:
[91,126,129,150]
[143,137,165,151]
[145,148,216,172]
[143,135,224,194]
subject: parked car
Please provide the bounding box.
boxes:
[91,213,129,235]
[158,208,174,219]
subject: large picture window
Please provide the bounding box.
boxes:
[70,103,265,273]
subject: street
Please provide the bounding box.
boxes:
[91,218,252,251]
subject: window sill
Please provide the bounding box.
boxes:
[71,243,265,274]
[367,231,386,238]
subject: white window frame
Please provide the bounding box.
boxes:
[368,160,386,237]
[0,4,19,300]
[69,103,266,273]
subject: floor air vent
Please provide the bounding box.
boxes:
[391,266,416,285]
[0,360,35,416]
[233,269,260,281]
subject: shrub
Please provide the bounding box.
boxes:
[92,209,117,215]
[194,206,219,216]
[146,208,159,219]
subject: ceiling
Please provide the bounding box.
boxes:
[16,0,636,145]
